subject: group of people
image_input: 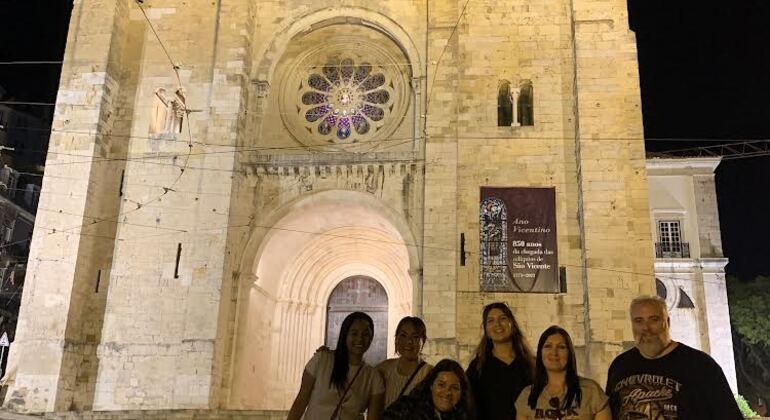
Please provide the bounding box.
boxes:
[287,296,742,420]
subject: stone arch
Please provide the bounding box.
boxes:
[226,190,418,410]
[252,7,423,83]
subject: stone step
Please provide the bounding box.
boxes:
[0,411,44,419]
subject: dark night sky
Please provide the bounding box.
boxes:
[631,0,770,280]
[1,0,768,280]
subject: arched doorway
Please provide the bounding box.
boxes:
[228,190,419,410]
[326,276,388,364]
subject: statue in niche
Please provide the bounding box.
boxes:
[149,87,186,136]
[365,166,380,194]
[299,168,314,193]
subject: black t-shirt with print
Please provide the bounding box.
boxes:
[467,354,532,420]
[605,343,742,420]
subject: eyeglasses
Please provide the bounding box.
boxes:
[549,397,563,420]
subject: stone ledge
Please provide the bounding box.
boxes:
[0,410,288,420]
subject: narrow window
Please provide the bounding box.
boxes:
[174,243,182,279]
[119,170,125,197]
[149,88,186,136]
[518,80,534,126]
[149,88,169,135]
[497,80,513,126]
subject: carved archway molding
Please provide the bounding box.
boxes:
[239,189,421,282]
[226,190,417,410]
[252,7,423,83]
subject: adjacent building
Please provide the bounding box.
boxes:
[0,99,44,361]
[647,157,737,390]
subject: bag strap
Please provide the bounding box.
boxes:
[329,364,364,420]
[397,360,427,399]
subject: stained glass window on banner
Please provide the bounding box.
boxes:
[480,187,560,293]
[480,197,509,291]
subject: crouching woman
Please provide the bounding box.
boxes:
[383,359,474,420]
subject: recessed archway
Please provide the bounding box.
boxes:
[227,190,417,410]
[326,276,389,364]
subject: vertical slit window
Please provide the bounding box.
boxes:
[174,243,182,279]
[497,80,513,126]
[518,80,534,126]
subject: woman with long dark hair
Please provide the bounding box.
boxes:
[514,326,610,420]
[466,302,535,420]
[376,316,433,408]
[383,359,474,420]
[287,311,385,420]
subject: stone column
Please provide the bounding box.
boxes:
[411,77,422,153]
[570,0,655,381]
[422,0,459,346]
[700,259,738,392]
[509,88,521,127]
[88,0,252,410]
[4,0,131,412]
[409,268,423,317]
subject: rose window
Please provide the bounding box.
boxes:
[298,58,395,143]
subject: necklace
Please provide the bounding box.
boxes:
[655,340,676,359]
[649,340,676,358]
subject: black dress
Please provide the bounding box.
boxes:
[466,354,532,420]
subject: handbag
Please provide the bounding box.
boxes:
[329,365,364,420]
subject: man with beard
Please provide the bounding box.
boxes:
[605,296,741,419]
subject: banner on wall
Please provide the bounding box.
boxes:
[479,187,559,292]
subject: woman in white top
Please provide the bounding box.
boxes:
[288,312,385,420]
[376,316,433,408]
[515,326,611,420]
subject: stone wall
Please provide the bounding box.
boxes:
[447,0,653,385]
[89,0,253,411]
[693,172,724,257]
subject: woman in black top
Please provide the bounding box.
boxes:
[383,359,474,420]
[466,302,535,420]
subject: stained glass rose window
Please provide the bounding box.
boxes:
[297,57,396,144]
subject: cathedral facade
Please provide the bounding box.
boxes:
[4,0,665,415]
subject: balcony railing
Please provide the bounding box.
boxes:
[655,242,690,258]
